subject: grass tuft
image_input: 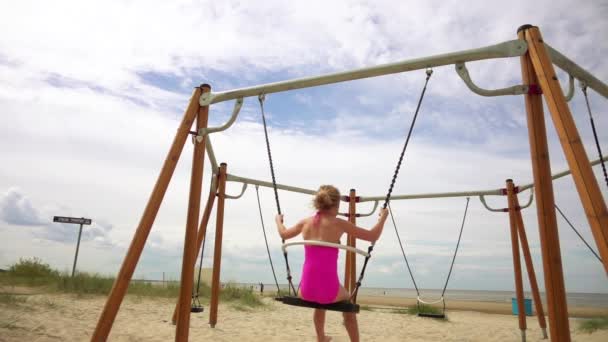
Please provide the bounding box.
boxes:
[0,293,27,306]
[579,316,608,333]
[220,283,264,307]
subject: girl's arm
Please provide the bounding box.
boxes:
[340,208,389,242]
[276,215,304,240]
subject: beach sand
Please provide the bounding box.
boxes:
[1,292,607,341]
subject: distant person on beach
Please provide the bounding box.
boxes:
[276,185,388,342]
[260,282,264,294]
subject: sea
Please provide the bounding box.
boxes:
[240,283,608,309]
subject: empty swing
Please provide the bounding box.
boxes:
[255,69,434,313]
[388,197,470,319]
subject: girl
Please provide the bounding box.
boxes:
[276,185,389,342]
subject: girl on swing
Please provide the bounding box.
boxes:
[276,185,389,342]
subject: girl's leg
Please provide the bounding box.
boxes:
[313,309,331,341]
[335,286,359,342]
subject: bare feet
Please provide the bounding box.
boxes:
[322,336,332,342]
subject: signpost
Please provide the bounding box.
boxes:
[53,216,92,277]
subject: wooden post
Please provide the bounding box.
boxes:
[524,25,608,275]
[518,25,570,341]
[175,85,210,342]
[209,163,227,328]
[348,189,357,292]
[91,87,203,342]
[506,180,527,342]
[172,176,218,324]
[513,187,548,339]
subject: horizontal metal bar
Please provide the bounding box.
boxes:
[519,155,608,192]
[201,39,528,105]
[226,174,316,196]
[359,189,504,203]
[455,62,528,96]
[222,156,606,203]
[547,44,608,99]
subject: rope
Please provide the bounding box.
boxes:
[255,185,282,294]
[555,204,603,263]
[258,95,282,215]
[351,69,434,303]
[388,202,420,295]
[258,95,297,296]
[441,197,469,297]
[581,86,608,190]
[383,69,433,209]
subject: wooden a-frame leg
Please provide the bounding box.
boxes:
[172,176,218,324]
[514,188,548,339]
[518,25,570,342]
[506,180,527,342]
[91,87,204,342]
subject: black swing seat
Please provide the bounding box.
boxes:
[417,312,445,319]
[275,296,360,313]
[190,306,204,313]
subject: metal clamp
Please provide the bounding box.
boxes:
[455,62,528,96]
[479,190,534,213]
[198,98,244,136]
[225,182,248,200]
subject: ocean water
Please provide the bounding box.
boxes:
[244,283,608,308]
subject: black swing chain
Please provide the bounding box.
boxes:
[255,184,283,294]
[351,69,434,303]
[258,95,297,296]
[581,85,608,190]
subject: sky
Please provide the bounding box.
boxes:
[0,0,607,295]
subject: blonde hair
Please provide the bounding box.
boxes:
[313,185,340,211]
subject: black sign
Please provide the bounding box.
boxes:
[53,216,92,225]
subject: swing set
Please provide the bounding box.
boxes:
[90,25,607,342]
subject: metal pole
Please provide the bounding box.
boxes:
[72,223,84,277]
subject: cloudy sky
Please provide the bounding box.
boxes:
[1,0,607,295]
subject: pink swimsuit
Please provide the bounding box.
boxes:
[300,213,340,304]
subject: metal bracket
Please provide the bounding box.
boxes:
[564,74,575,101]
[455,62,528,96]
[479,190,534,213]
[338,201,379,218]
[199,91,214,106]
[198,98,244,136]
[225,183,248,200]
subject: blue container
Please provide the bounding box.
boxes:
[511,298,533,316]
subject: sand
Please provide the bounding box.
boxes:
[1,292,607,341]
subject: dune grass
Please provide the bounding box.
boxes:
[578,316,608,333]
[0,258,263,308]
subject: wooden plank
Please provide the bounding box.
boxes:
[518,25,570,342]
[91,87,203,342]
[525,26,608,275]
[209,163,228,328]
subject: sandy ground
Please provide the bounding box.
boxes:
[1,292,607,341]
